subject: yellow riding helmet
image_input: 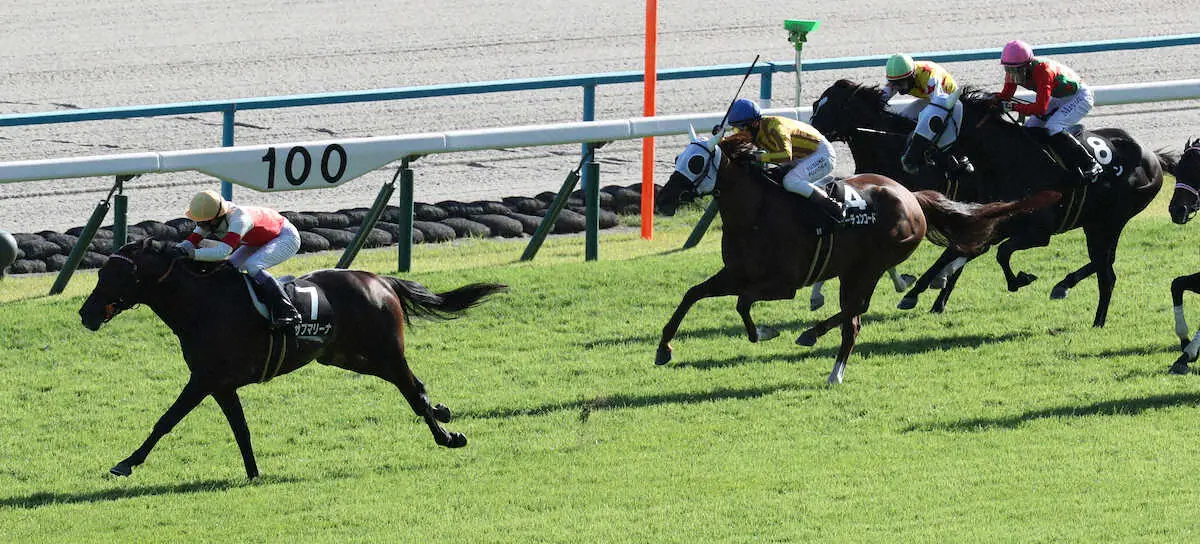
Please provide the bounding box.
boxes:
[185,190,231,221]
[886,53,915,81]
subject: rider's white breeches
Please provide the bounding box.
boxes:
[1025,86,1094,135]
[782,139,837,197]
[229,221,301,274]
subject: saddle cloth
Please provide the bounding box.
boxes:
[242,275,336,339]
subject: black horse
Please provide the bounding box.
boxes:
[654,129,1047,384]
[1165,139,1200,373]
[79,239,506,478]
[811,80,1168,327]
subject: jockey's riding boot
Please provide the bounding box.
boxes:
[252,269,302,331]
[1049,131,1103,184]
[809,187,844,226]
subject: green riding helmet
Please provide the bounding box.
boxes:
[886,53,915,81]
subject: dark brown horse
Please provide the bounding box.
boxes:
[655,130,1049,384]
[79,238,506,478]
[1165,139,1200,373]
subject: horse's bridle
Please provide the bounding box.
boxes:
[99,250,183,322]
[1174,145,1200,221]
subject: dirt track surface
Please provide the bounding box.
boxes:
[0,1,1196,233]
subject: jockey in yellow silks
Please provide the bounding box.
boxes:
[883,54,973,178]
[725,98,843,222]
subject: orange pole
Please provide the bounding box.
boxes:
[641,0,657,240]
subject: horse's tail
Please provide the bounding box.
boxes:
[913,189,1059,255]
[1158,149,1180,176]
[380,277,508,325]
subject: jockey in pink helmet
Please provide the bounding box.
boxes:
[176,190,302,329]
[996,40,1103,184]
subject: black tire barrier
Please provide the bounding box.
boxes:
[43,233,80,254]
[441,217,491,238]
[471,214,524,238]
[413,203,449,222]
[338,208,371,226]
[5,183,665,275]
[567,207,620,229]
[311,212,351,229]
[469,201,514,216]
[281,211,319,231]
[89,237,114,255]
[348,226,394,248]
[19,238,62,260]
[308,227,354,249]
[136,220,179,241]
[10,259,46,274]
[551,208,587,234]
[606,187,643,210]
[504,197,546,215]
[570,189,615,210]
[507,213,543,235]
[45,254,68,272]
[81,251,110,269]
[413,221,456,243]
[298,231,331,253]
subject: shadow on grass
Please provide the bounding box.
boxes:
[459,382,813,421]
[905,391,1200,433]
[668,331,1031,370]
[581,310,925,350]
[0,475,304,509]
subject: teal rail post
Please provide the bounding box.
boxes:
[682,200,720,249]
[397,158,415,272]
[337,168,398,269]
[50,179,121,295]
[521,143,602,261]
[111,175,130,247]
[221,107,235,201]
[584,145,600,261]
[759,71,773,107]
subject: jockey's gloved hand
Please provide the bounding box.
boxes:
[171,245,195,259]
[1000,101,1016,113]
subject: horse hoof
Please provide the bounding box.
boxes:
[931,276,947,290]
[810,295,825,311]
[109,463,132,477]
[897,297,918,311]
[655,345,673,366]
[1050,286,1069,300]
[432,403,453,423]
[796,331,818,347]
[898,274,916,292]
[756,326,780,342]
[446,433,468,448]
[1009,272,1038,292]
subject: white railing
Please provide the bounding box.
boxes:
[2,79,1195,192]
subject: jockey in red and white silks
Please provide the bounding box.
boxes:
[996,39,1103,183]
[177,190,302,329]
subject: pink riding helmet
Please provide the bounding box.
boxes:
[1001,40,1034,65]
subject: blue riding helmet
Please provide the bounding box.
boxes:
[728,98,762,128]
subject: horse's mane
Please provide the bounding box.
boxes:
[718,130,757,162]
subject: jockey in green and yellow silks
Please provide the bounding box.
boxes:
[883,54,973,178]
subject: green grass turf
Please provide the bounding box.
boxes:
[3,187,1200,542]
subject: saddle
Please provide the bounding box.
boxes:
[755,164,878,232]
[242,275,335,339]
